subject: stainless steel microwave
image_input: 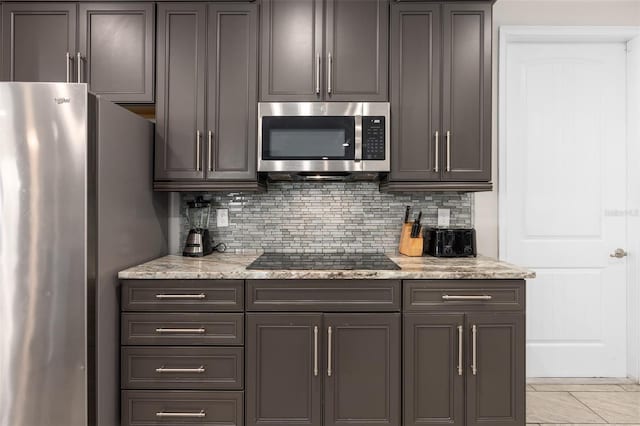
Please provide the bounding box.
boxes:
[258,102,390,174]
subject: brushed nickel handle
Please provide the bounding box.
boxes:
[446,130,451,172]
[442,295,492,301]
[457,325,463,376]
[327,53,333,95]
[155,293,206,300]
[434,131,439,172]
[76,52,83,83]
[156,366,205,374]
[313,325,319,376]
[316,54,321,95]
[327,326,333,377]
[610,248,628,258]
[208,130,214,172]
[66,52,72,83]
[155,328,206,334]
[156,410,205,419]
[196,130,202,171]
[471,325,477,376]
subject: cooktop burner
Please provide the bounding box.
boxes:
[246,253,401,271]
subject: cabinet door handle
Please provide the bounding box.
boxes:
[196,130,202,171]
[155,366,205,374]
[155,328,206,334]
[155,293,206,300]
[442,295,492,301]
[313,325,319,376]
[316,54,321,95]
[76,52,83,83]
[156,410,205,419]
[457,325,463,376]
[327,53,333,95]
[446,130,451,172]
[471,325,478,375]
[66,52,72,83]
[327,326,333,377]
[434,131,439,172]
[208,130,214,172]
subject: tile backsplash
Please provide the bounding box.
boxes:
[179,182,473,254]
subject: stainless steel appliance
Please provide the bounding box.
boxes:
[258,102,390,178]
[0,82,167,426]
[183,196,214,257]
[424,228,477,257]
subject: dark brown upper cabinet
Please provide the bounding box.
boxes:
[2,3,77,82]
[384,1,492,192]
[78,3,154,103]
[247,312,400,426]
[260,0,388,102]
[1,2,153,103]
[155,2,261,191]
[155,2,207,181]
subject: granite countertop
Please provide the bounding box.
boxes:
[118,253,535,280]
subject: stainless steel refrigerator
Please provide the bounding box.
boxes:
[0,82,167,426]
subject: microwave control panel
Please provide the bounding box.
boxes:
[362,116,386,160]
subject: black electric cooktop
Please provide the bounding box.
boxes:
[246,253,401,271]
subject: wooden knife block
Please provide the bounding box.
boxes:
[399,223,424,257]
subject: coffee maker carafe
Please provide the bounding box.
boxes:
[183,196,214,257]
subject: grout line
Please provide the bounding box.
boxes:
[568,391,609,424]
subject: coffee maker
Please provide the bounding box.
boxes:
[183,196,214,257]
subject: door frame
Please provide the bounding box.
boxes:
[497,26,640,381]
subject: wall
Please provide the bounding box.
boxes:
[476,0,640,257]
[178,182,473,254]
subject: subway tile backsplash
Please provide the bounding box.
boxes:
[180,182,473,254]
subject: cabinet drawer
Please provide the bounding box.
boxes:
[122,347,243,390]
[121,313,244,346]
[403,280,525,312]
[122,390,243,426]
[121,280,244,312]
[246,280,401,312]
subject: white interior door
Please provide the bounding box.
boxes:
[502,42,628,377]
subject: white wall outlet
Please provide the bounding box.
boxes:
[216,208,229,227]
[437,208,450,227]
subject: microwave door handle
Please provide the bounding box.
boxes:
[354,115,362,163]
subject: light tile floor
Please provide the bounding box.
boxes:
[527,381,640,425]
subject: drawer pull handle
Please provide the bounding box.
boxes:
[155,293,206,300]
[156,410,206,418]
[442,295,492,301]
[156,366,205,374]
[155,328,206,334]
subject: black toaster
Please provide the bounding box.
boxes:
[424,228,477,257]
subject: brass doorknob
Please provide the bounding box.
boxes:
[610,248,628,258]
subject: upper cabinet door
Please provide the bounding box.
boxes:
[78,3,154,103]
[246,313,322,426]
[389,2,441,182]
[155,3,207,180]
[441,4,491,181]
[465,312,525,426]
[206,3,258,181]
[2,3,77,82]
[260,0,323,101]
[324,0,389,101]
[403,313,464,426]
[324,313,400,426]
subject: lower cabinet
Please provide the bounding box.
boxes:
[404,311,525,426]
[247,313,401,426]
